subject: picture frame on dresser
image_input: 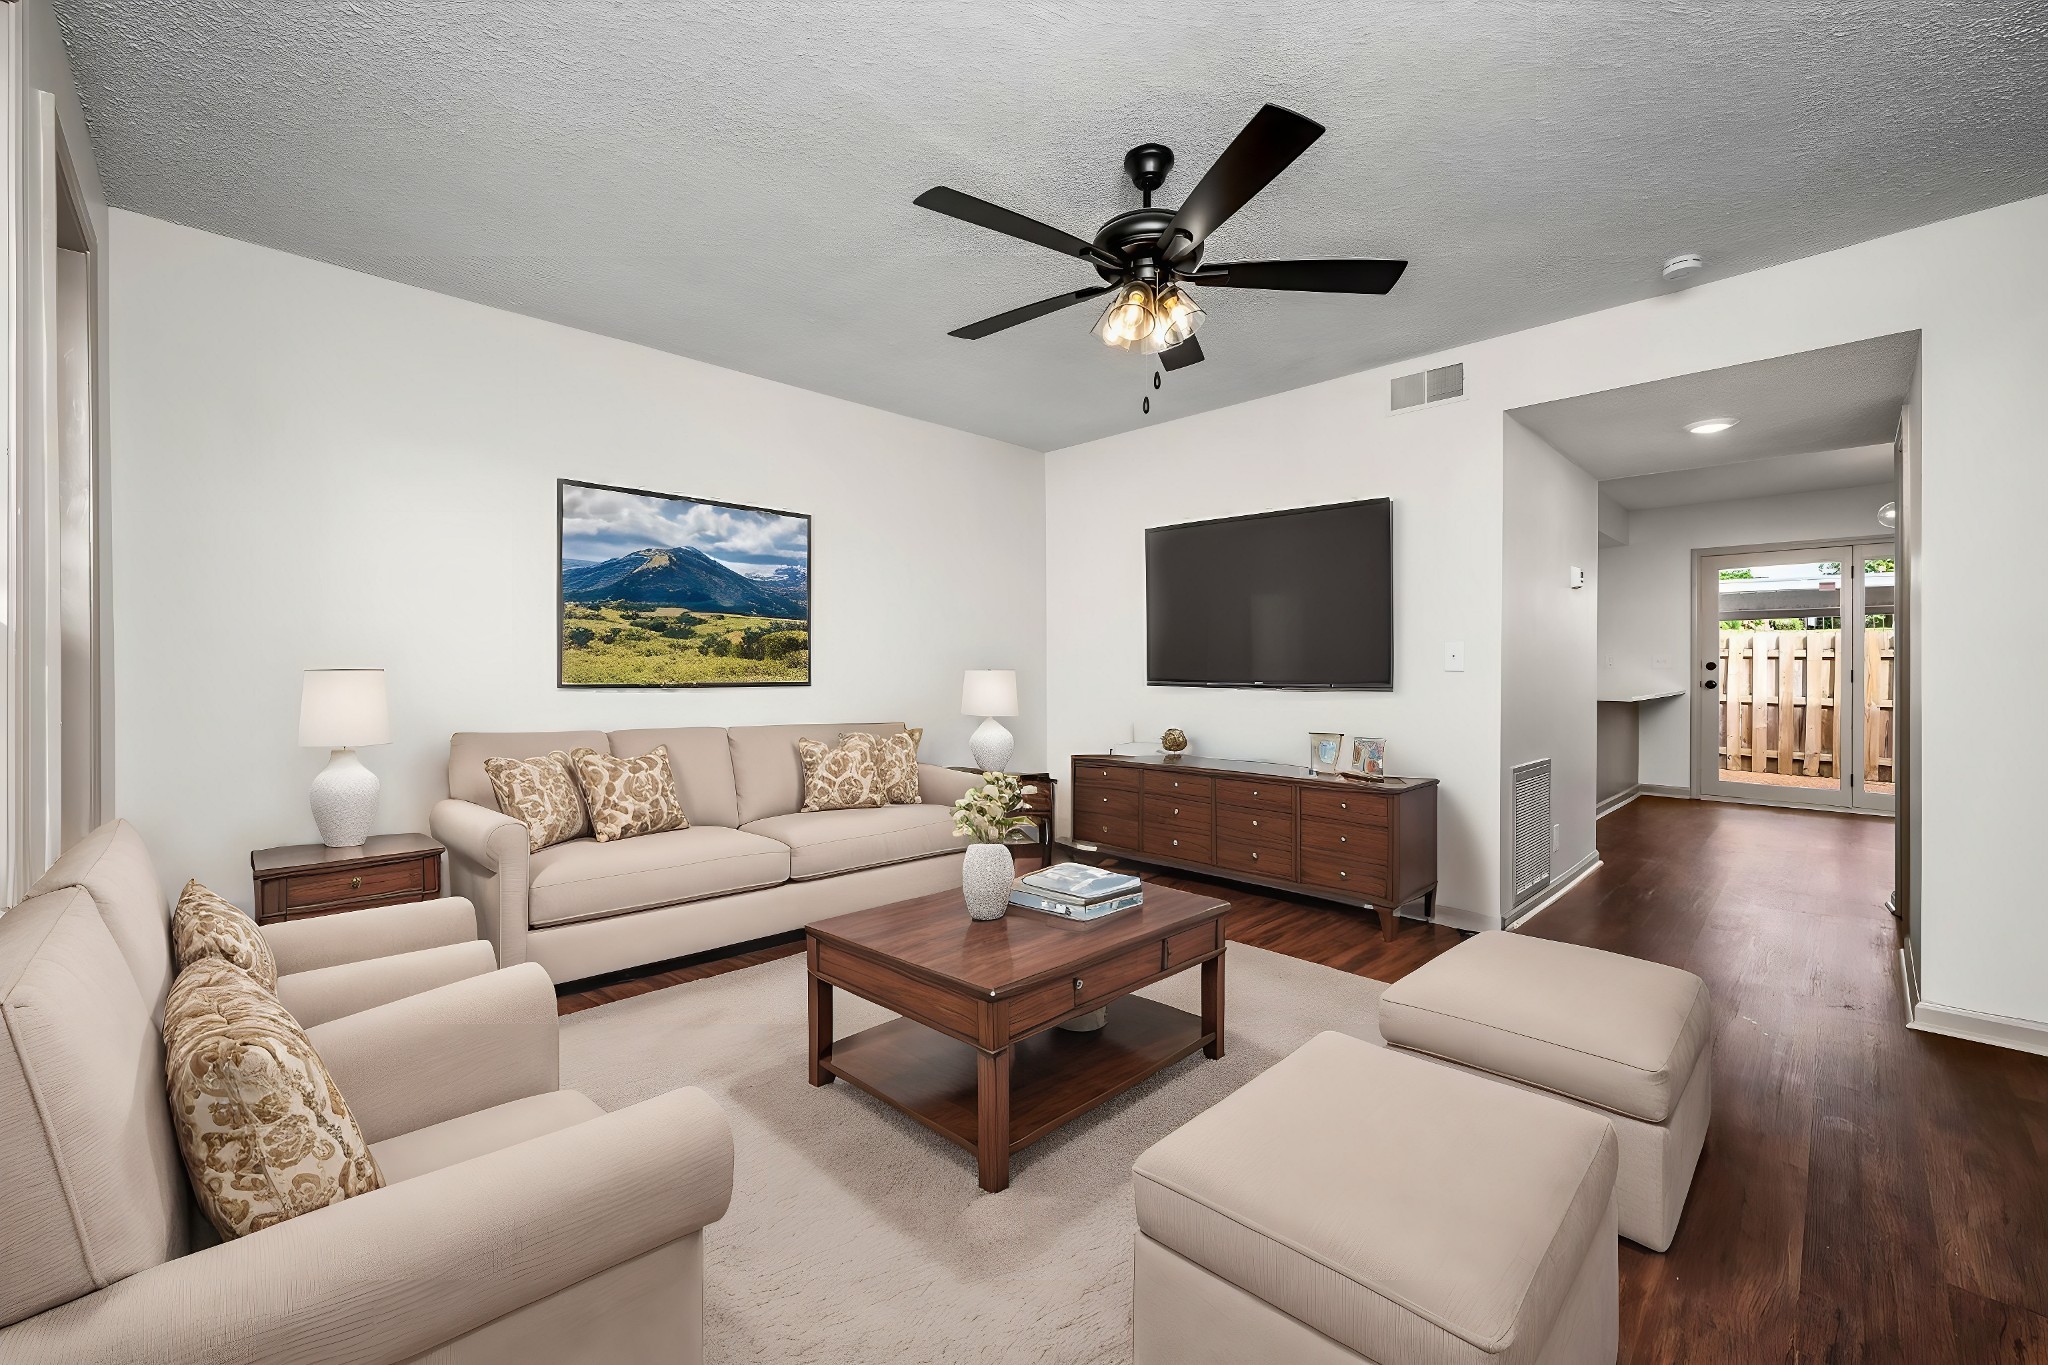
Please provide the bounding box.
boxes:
[1070,753,1438,940]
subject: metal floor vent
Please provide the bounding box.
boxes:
[1510,758,1553,911]
[1391,361,1465,411]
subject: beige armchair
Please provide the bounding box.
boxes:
[0,886,734,1364]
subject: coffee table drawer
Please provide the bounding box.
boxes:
[1163,920,1221,971]
[1010,939,1162,1034]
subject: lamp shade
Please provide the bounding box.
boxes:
[961,669,1019,718]
[299,669,391,748]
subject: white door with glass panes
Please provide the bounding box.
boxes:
[1694,543,1895,812]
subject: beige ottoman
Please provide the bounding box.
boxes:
[1380,931,1712,1252]
[1132,1032,1618,1365]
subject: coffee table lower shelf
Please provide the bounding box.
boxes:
[820,995,1211,1172]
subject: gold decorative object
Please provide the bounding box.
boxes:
[1161,727,1189,753]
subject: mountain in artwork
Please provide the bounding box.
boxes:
[561,546,805,616]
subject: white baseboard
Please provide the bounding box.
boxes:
[1900,945,2048,1057]
[1506,851,1601,930]
[1639,783,1692,800]
[1596,786,1641,818]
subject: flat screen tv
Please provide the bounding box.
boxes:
[1146,498,1392,690]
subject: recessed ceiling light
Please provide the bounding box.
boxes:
[1686,418,1738,435]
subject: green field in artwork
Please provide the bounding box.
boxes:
[560,604,809,686]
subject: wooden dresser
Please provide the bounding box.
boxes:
[1070,754,1439,939]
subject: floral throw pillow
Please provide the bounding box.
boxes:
[484,750,592,851]
[163,958,384,1240]
[839,727,923,804]
[798,733,887,812]
[171,879,278,991]
[568,745,689,843]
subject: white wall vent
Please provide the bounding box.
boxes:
[1391,362,1466,412]
[1509,758,1553,912]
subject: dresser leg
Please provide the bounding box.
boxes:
[977,1047,1012,1192]
[1377,905,1397,941]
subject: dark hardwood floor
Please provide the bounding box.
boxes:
[557,796,2048,1364]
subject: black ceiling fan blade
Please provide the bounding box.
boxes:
[1190,259,1408,294]
[914,187,1123,270]
[947,284,1114,340]
[1159,104,1325,265]
[1159,335,1205,371]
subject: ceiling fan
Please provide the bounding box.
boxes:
[913,103,1407,372]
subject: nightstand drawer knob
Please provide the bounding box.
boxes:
[349,876,363,890]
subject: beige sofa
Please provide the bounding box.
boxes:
[0,823,734,1364]
[432,722,981,983]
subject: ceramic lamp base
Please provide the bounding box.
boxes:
[968,716,1015,772]
[310,748,380,848]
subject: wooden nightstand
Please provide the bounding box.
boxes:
[251,833,445,925]
[949,768,1057,866]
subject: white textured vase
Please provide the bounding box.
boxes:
[961,841,1013,921]
[310,748,380,848]
[968,716,1015,772]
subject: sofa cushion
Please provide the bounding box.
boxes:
[1379,931,1712,1123]
[797,733,887,812]
[0,888,187,1329]
[610,726,743,828]
[164,958,385,1240]
[370,1089,604,1184]
[526,826,791,928]
[843,727,923,804]
[742,804,960,881]
[484,751,592,851]
[728,722,907,824]
[569,745,689,843]
[1132,1031,1617,1365]
[28,818,173,1018]
[448,731,611,808]
[171,879,279,991]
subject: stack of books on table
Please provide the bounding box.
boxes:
[1010,863,1144,921]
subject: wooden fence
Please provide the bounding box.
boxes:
[1718,629,1894,786]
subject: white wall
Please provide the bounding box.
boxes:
[1597,482,1894,789]
[1501,419,1599,913]
[1047,191,2048,1025]
[108,211,1047,906]
[1044,380,1507,927]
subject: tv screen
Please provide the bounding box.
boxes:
[1146,499,1392,690]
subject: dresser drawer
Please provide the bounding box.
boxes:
[1215,804,1293,849]
[1299,821,1390,863]
[1299,788,1391,828]
[283,858,425,910]
[1074,784,1140,821]
[1142,769,1213,800]
[1010,938,1165,1035]
[1217,840,1295,880]
[1299,847,1391,900]
[1214,778,1293,814]
[1143,822,1214,864]
[1077,812,1140,849]
[1143,793,1212,834]
[1073,761,1140,790]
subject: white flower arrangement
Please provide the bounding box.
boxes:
[952,771,1038,844]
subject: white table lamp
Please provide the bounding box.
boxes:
[961,669,1019,772]
[300,668,391,848]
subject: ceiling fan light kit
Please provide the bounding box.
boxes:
[914,103,1407,375]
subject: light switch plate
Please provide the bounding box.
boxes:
[1444,641,1466,672]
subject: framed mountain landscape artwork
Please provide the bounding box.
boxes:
[558,479,811,687]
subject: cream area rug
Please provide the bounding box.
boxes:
[559,942,1387,1365]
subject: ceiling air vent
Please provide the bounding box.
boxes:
[1390,362,1465,412]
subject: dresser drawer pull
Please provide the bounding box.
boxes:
[1251,851,1260,861]
[1251,819,1259,827]
[1171,838,1180,847]
[1339,835,1347,844]
[1251,789,1259,797]
[1340,801,1349,811]
[1339,870,1349,879]
[1101,796,1109,803]
[1172,781,1181,789]
[1172,806,1179,816]
[349,876,363,890]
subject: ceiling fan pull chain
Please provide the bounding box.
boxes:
[1142,394,1151,415]
[1153,371,1162,389]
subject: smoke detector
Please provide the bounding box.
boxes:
[1662,253,1704,281]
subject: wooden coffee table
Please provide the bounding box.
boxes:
[805,882,1229,1192]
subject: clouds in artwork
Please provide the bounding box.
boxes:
[561,483,808,572]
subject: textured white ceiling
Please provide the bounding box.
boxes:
[1600,444,1894,510]
[53,2,2048,451]
[1512,332,1919,480]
